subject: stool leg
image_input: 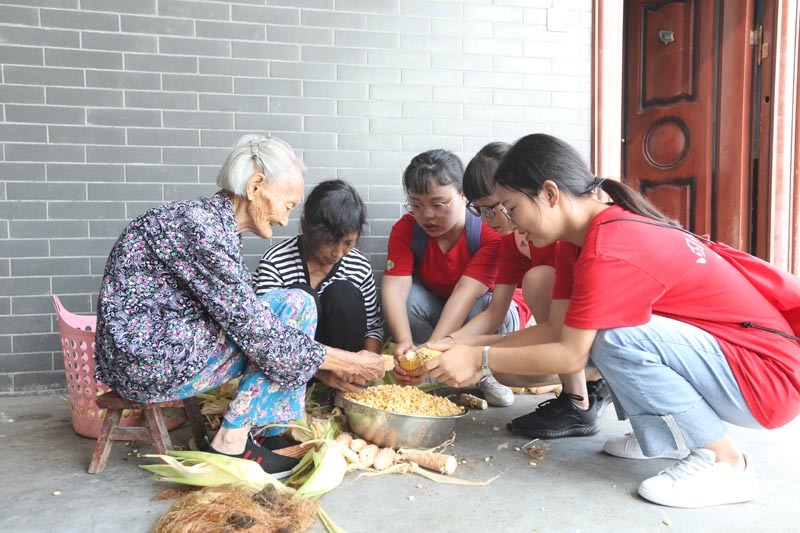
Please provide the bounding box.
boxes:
[183,397,208,447]
[144,407,172,455]
[89,409,121,474]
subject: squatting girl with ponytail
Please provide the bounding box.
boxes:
[425,133,800,509]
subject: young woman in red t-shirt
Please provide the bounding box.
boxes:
[426,133,800,509]
[446,141,612,439]
[382,149,520,405]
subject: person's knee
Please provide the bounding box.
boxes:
[320,279,361,308]
[284,287,317,310]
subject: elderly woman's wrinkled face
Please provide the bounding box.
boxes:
[247,165,304,239]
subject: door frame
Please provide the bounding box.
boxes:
[593,0,800,273]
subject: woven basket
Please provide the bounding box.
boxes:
[53,295,182,439]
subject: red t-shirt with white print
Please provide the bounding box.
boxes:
[553,205,800,429]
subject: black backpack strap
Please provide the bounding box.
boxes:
[411,211,482,272]
[465,210,482,256]
[411,221,427,270]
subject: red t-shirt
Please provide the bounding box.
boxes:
[384,213,501,298]
[495,233,557,326]
[553,205,800,429]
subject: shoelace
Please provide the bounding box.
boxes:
[660,451,713,481]
[535,392,585,413]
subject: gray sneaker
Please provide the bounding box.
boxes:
[478,375,514,407]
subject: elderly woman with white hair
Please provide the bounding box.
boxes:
[94,135,385,477]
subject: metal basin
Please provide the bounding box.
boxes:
[340,394,468,449]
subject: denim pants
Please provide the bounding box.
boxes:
[406,279,519,345]
[590,314,764,457]
[154,288,317,435]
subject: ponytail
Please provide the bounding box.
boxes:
[496,133,680,227]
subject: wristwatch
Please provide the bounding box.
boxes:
[481,345,492,378]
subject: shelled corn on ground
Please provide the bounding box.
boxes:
[2,392,799,532]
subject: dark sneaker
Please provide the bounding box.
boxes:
[507,393,601,439]
[205,438,299,479]
[587,378,612,418]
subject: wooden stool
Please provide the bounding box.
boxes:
[88,391,207,474]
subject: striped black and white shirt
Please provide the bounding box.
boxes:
[254,235,384,342]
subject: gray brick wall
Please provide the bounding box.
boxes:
[0,0,592,394]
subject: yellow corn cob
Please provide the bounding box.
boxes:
[398,347,443,371]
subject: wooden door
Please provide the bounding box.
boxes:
[623,0,757,244]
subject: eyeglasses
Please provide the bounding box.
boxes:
[404,195,461,217]
[498,204,513,221]
[466,200,502,219]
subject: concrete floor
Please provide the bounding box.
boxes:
[1,391,799,533]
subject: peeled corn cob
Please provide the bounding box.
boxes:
[397,449,458,475]
[358,444,380,468]
[459,393,488,410]
[372,447,396,471]
[398,347,443,371]
[349,438,367,453]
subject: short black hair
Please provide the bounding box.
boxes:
[462,142,510,201]
[402,149,464,195]
[301,179,366,250]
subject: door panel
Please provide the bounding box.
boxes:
[624,0,714,233]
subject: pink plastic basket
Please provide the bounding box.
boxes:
[53,295,182,439]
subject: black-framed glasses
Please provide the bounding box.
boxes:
[466,200,502,219]
[404,195,461,217]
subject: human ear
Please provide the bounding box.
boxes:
[542,180,558,205]
[245,172,264,200]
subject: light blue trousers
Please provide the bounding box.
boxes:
[406,279,519,345]
[590,315,764,457]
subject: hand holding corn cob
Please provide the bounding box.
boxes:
[424,343,484,388]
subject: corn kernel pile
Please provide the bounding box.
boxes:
[345,384,463,417]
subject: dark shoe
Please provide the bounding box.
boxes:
[507,393,600,439]
[587,378,612,418]
[205,438,299,479]
[253,433,300,451]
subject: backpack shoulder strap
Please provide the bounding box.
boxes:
[412,211,482,271]
[465,210,482,256]
[411,221,427,270]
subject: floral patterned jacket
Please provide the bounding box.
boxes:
[95,190,326,399]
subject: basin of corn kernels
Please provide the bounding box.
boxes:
[344,384,463,417]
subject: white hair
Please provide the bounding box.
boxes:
[216,134,306,196]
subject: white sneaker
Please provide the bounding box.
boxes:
[638,448,757,508]
[603,432,689,460]
[478,375,514,407]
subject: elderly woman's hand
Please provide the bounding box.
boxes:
[353,350,387,381]
[315,369,365,393]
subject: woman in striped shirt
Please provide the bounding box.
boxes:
[254,179,384,353]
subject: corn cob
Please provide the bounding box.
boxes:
[349,438,367,452]
[372,447,396,471]
[397,449,457,475]
[334,431,354,448]
[357,444,380,468]
[398,347,443,371]
[459,393,488,410]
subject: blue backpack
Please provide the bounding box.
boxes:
[411,210,482,271]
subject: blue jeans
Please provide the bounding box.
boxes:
[590,315,764,457]
[406,279,519,345]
